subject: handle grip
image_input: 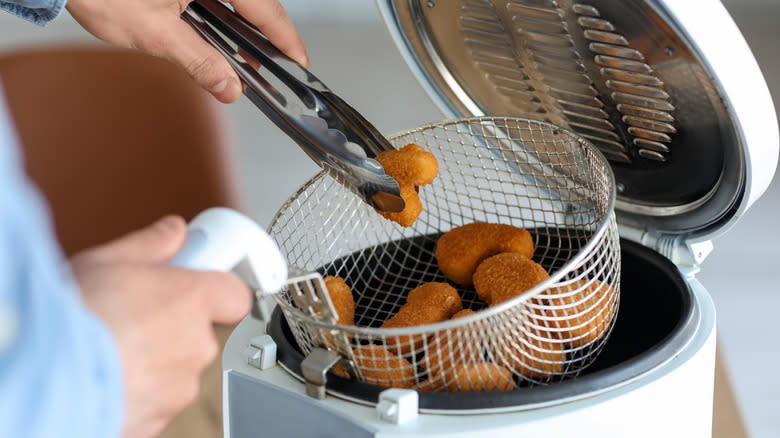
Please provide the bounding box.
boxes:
[169,207,288,294]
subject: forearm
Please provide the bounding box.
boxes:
[0,97,124,437]
[0,0,67,25]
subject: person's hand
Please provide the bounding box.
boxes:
[65,0,309,103]
[70,216,252,438]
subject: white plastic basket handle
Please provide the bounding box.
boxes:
[168,207,288,295]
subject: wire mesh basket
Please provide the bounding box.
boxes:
[268,116,620,391]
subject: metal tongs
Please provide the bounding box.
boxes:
[182,0,404,212]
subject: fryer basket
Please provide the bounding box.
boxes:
[268,116,620,390]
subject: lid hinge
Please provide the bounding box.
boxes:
[618,224,714,277]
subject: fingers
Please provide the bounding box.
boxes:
[72,214,251,325]
[152,0,309,103]
[230,0,310,68]
[74,215,188,265]
[153,18,243,102]
[189,269,253,325]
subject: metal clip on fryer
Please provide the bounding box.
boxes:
[182,0,404,212]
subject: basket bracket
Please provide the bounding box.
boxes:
[301,347,341,399]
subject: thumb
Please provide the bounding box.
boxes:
[78,215,188,265]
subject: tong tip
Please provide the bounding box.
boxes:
[370,190,406,213]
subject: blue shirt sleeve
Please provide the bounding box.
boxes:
[0,86,125,436]
[0,0,67,25]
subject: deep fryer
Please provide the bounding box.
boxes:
[185,0,778,436]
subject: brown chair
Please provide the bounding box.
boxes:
[0,45,242,254]
[0,46,239,438]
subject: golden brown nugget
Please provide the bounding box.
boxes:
[376,143,438,186]
[405,283,465,308]
[491,335,565,380]
[331,363,350,379]
[376,143,438,227]
[377,184,423,228]
[383,282,463,355]
[435,223,534,286]
[541,278,617,348]
[450,308,476,319]
[421,363,514,392]
[350,345,417,388]
[323,276,355,326]
[472,252,549,305]
[416,378,439,392]
[422,309,480,375]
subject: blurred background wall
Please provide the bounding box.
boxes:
[1,1,778,437]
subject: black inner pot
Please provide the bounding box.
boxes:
[269,237,695,411]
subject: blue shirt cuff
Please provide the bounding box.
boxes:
[0,0,67,26]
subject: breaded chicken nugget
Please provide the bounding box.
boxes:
[350,344,417,388]
[377,143,438,186]
[383,282,463,355]
[435,223,534,286]
[472,252,549,305]
[376,143,438,227]
[377,184,423,228]
[323,276,355,326]
[450,308,476,319]
[405,282,463,307]
[422,309,480,374]
[419,363,514,392]
[418,309,480,371]
[491,335,565,380]
[540,278,617,348]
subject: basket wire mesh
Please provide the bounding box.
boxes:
[268,116,620,391]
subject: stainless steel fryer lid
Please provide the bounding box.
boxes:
[377,0,778,240]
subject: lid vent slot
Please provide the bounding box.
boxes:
[455,0,679,164]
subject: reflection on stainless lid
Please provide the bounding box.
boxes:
[379,0,748,234]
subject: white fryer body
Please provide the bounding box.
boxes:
[221,278,716,438]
